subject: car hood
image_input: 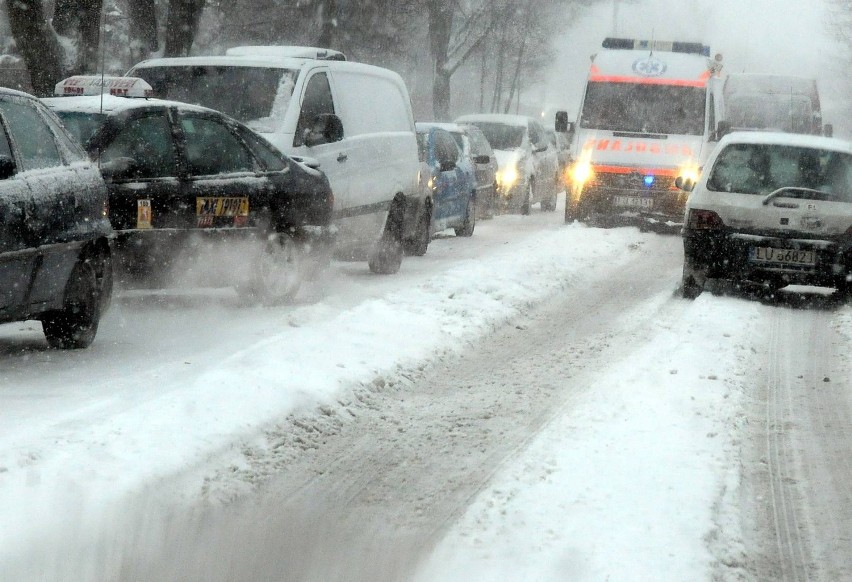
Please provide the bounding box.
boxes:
[493,148,524,170]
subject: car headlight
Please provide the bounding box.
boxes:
[497,164,519,189]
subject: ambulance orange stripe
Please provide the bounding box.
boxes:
[592,165,680,176]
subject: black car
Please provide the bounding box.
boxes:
[44,77,335,303]
[0,88,113,348]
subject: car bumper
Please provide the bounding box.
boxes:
[683,228,852,288]
[569,183,689,224]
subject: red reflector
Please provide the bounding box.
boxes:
[687,209,724,229]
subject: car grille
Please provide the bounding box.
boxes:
[593,171,676,192]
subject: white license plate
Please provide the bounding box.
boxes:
[750,246,816,266]
[613,195,653,209]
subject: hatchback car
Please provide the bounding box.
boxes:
[454,123,499,219]
[404,123,476,255]
[454,113,560,214]
[45,76,335,303]
[680,132,852,299]
[0,88,112,348]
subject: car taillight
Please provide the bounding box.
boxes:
[687,209,724,230]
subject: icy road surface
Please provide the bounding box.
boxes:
[1,199,851,581]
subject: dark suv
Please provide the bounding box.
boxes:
[0,89,112,348]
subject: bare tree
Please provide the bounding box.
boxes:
[164,0,206,56]
[129,0,158,63]
[5,0,63,95]
[53,0,104,74]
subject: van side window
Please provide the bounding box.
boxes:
[0,121,12,161]
[295,72,335,147]
[528,122,543,148]
[0,100,63,171]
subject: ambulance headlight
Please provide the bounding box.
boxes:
[570,161,595,186]
[677,163,701,187]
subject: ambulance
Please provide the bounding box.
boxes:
[556,38,724,228]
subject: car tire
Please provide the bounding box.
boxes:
[248,233,303,304]
[521,180,533,215]
[42,258,102,349]
[680,263,704,300]
[369,195,405,274]
[455,195,476,237]
[404,204,432,256]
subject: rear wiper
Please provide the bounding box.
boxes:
[762,187,836,205]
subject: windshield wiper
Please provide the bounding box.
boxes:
[762,187,836,205]
[612,131,668,139]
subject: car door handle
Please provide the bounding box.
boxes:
[337,153,348,163]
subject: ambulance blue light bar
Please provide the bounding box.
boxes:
[602,38,711,57]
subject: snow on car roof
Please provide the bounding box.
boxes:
[225,46,346,60]
[454,113,530,127]
[41,94,214,115]
[415,121,464,134]
[132,54,310,70]
[720,130,852,153]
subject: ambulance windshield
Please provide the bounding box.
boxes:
[579,82,706,135]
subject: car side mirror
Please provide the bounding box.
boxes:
[675,176,696,192]
[473,154,490,164]
[99,156,138,181]
[439,159,457,172]
[0,155,16,180]
[824,123,834,138]
[714,120,732,141]
[304,113,344,147]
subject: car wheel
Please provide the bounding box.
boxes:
[680,263,704,300]
[249,234,303,304]
[521,180,533,215]
[454,195,476,237]
[404,204,432,256]
[369,195,405,274]
[42,258,102,349]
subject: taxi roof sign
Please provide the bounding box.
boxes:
[54,76,154,98]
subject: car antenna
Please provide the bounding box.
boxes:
[97,5,107,167]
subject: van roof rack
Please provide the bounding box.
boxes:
[602,38,710,57]
[224,46,346,61]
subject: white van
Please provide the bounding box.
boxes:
[128,47,420,273]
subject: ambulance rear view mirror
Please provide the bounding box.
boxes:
[555,111,573,134]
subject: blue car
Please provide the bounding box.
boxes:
[405,123,476,255]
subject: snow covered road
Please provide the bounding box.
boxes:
[1,201,851,581]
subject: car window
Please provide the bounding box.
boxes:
[435,130,459,164]
[294,72,335,147]
[0,121,12,161]
[707,143,852,199]
[416,132,428,163]
[53,111,108,147]
[465,127,492,157]
[238,127,287,172]
[181,116,255,175]
[101,113,178,179]
[0,99,63,171]
[469,122,524,150]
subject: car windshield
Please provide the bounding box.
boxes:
[727,94,815,133]
[467,121,525,150]
[53,111,107,146]
[706,142,852,198]
[579,82,706,135]
[132,65,298,128]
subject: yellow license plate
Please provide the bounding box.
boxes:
[196,197,249,217]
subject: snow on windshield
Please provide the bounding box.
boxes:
[579,82,706,135]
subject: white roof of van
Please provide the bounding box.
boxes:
[225,46,345,60]
[130,55,403,81]
[720,131,852,153]
[454,113,530,127]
